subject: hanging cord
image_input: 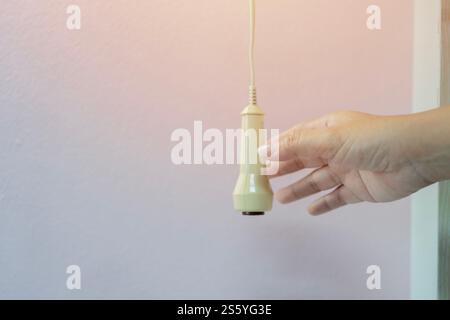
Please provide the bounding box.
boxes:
[248,0,257,105]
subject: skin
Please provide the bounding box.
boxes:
[259,106,450,215]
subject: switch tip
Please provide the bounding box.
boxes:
[242,212,265,216]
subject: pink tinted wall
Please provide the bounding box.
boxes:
[0,0,412,298]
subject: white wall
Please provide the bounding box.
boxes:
[0,0,413,299]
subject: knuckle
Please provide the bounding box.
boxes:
[325,167,341,185]
[291,185,302,200]
[333,189,343,206]
[308,175,321,193]
[322,128,343,158]
[282,130,301,149]
[322,196,333,212]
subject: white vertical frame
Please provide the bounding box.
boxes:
[411,0,442,300]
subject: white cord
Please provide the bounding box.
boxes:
[249,0,255,88]
[249,0,257,105]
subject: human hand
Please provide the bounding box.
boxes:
[260,108,450,215]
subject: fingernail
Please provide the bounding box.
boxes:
[258,145,270,161]
[307,204,325,216]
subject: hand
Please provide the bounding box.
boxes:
[260,108,450,215]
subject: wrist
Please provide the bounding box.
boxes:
[403,107,450,183]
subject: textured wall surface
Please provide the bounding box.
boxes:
[0,0,412,299]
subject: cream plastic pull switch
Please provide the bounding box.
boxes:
[233,1,273,215]
[233,88,273,215]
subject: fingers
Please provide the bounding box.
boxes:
[261,126,341,163]
[275,166,341,204]
[267,158,305,178]
[307,185,361,216]
[266,158,327,178]
[273,165,362,215]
